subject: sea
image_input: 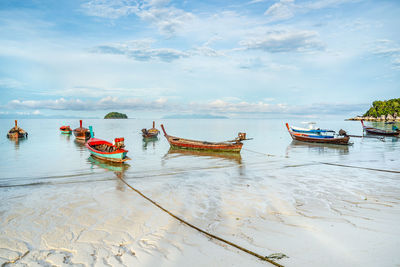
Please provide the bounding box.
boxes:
[0,118,399,267]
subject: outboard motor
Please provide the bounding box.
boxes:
[338,129,347,136]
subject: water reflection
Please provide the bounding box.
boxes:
[74,139,86,150]
[8,137,27,150]
[142,137,159,150]
[88,156,130,191]
[165,147,242,165]
[60,133,71,141]
[286,140,350,157]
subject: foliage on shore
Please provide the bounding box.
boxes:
[363,98,400,117]
[104,112,128,119]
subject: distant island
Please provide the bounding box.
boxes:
[162,114,229,119]
[104,112,128,119]
[348,98,400,121]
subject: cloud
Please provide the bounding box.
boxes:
[0,78,25,89]
[92,39,189,62]
[239,30,324,53]
[82,0,195,36]
[265,0,359,21]
[7,97,170,111]
[370,39,400,69]
[5,97,367,117]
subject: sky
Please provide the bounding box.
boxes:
[0,0,399,119]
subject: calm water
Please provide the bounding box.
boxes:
[0,118,399,266]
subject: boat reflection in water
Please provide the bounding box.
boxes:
[142,137,159,150]
[88,156,130,191]
[165,147,242,165]
[286,140,350,157]
[9,137,27,150]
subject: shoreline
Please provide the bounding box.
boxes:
[347,116,400,122]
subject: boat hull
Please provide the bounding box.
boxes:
[161,124,243,153]
[361,120,399,136]
[286,123,350,145]
[61,130,72,134]
[7,132,27,139]
[86,138,130,163]
[73,129,91,141]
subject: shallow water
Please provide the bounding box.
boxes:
[0,119,399,266]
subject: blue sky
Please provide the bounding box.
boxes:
[0,0,399,118]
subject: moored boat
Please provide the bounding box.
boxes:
[73,120,91,141]
[160,124,248,153]
[60,125,72,134]
[286,123,350,145]
[142,121,160,138]
[7,120,28,139]
[85,126,130,163]
[361,120,399,136]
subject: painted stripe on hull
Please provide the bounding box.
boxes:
[170,142,242,152]
[89,150,128,162]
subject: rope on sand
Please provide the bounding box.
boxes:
[243,149,400,174]
[117,176,284,267]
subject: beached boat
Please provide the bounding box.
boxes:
[142,121,160,138]
[85,126,130,163]
[60,125,72,134]
[7,120,28,139]
[286,123,350,145]
[361,120,399,136]
[73,120,91,141]
[160,124,247,153]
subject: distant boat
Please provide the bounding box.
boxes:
[73,120,91,141]
[59,125,72,134]
[142,121,160,138]
[286,123,350,145]
[160,124,248,153]
[85,126,130,163]
[7,120,28,139]
[361,120,399,136]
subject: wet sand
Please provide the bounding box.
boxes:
[1,156,399,267]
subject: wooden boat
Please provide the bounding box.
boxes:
[73,120,91,141]
[286,123,350,145]
[142,121,160,138]
[85,126,130,163]
[7,120,28,139]
[361,120,399,136]
[60,125,72,134]
[160,124,247,153]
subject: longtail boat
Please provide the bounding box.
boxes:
[73,120,91,141]
[142,121,160,138]
[361,120,399,136]
[85,126,130,163]
[160,124,248,153]
[286,123,350,145]
[7,120,28,139]
[60,125,72,134]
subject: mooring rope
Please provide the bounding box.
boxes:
[117,176,284,267]
[319,162,400,174]
[242,148,400,174]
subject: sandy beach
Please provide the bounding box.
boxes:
[1,153,399,267]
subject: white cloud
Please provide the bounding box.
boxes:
[82,0,195,36]
[5,97,367,116]
[265,0,359,21]
[0,78,25,89]
[239,30,324,53]
[92,39,189,62]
